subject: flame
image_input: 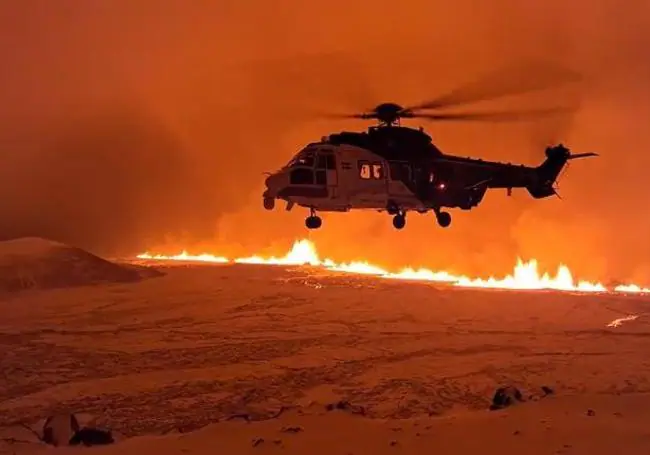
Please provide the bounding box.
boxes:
[137,251,229,263]
[137,239,649,295]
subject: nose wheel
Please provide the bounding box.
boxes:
[392,213,406,229]
[305,216,322,229]
[305,209,322,230]
[435,211,452,228]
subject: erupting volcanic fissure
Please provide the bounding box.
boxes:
[137,240,650,294]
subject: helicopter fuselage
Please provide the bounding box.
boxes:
[262,126,595,230]
[265,145,414,212]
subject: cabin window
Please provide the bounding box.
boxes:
[316,155,328,169]
[289,168,314,185]
[372,163,384,179]
[359,161,386,179]
[358,161,371,179]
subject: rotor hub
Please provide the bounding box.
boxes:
[363,103,416,126]
[322,63,582,129]
[373,103,403,125]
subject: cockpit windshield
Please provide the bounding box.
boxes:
[286,149,315,168]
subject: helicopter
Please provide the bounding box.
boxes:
[262,72,597,230]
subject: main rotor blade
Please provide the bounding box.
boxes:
[314,112,369,120]
[237,50,379,117]
[406,62,583,112]
[414,106,577,122]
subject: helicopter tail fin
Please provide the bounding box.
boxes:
[527,145,597,199]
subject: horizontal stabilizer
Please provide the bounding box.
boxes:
[567,152,598,160]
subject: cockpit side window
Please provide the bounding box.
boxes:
[316,153,336,170]
[325,154,336,170]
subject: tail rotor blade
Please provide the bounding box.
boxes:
[567,152,598,160]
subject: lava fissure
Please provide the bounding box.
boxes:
[137,240,649,295]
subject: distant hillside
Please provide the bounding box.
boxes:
[0,237,163,293]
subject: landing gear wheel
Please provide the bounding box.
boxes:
[305,215,322,230]
[436,211,451,228]
[263,197,275,210]
[392,214,406,230]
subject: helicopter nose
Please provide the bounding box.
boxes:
[265,173,278,189]
[264,172,287,195]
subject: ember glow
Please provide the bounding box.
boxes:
[137,239,650,295]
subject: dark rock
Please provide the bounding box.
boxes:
[281,426,303,433]
[42,414,80,447]
[489,386,524,411]
[586,409,596,416]
[541,386,554,396]
[69,427,114,446]
[325,400,366,415]
[252,437,264,447]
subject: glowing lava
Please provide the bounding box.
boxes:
[137,239,649,294]
[137,251,229,263]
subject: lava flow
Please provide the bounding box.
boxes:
[137,239,650,295]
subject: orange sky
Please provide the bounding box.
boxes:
[1,0,649,282]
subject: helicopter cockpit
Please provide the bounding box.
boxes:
[282,146,336,186]
[284,148,316,185]
[263,146,336,208]
[286,148,315,168]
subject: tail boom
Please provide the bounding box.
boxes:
[526,144,597,199]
